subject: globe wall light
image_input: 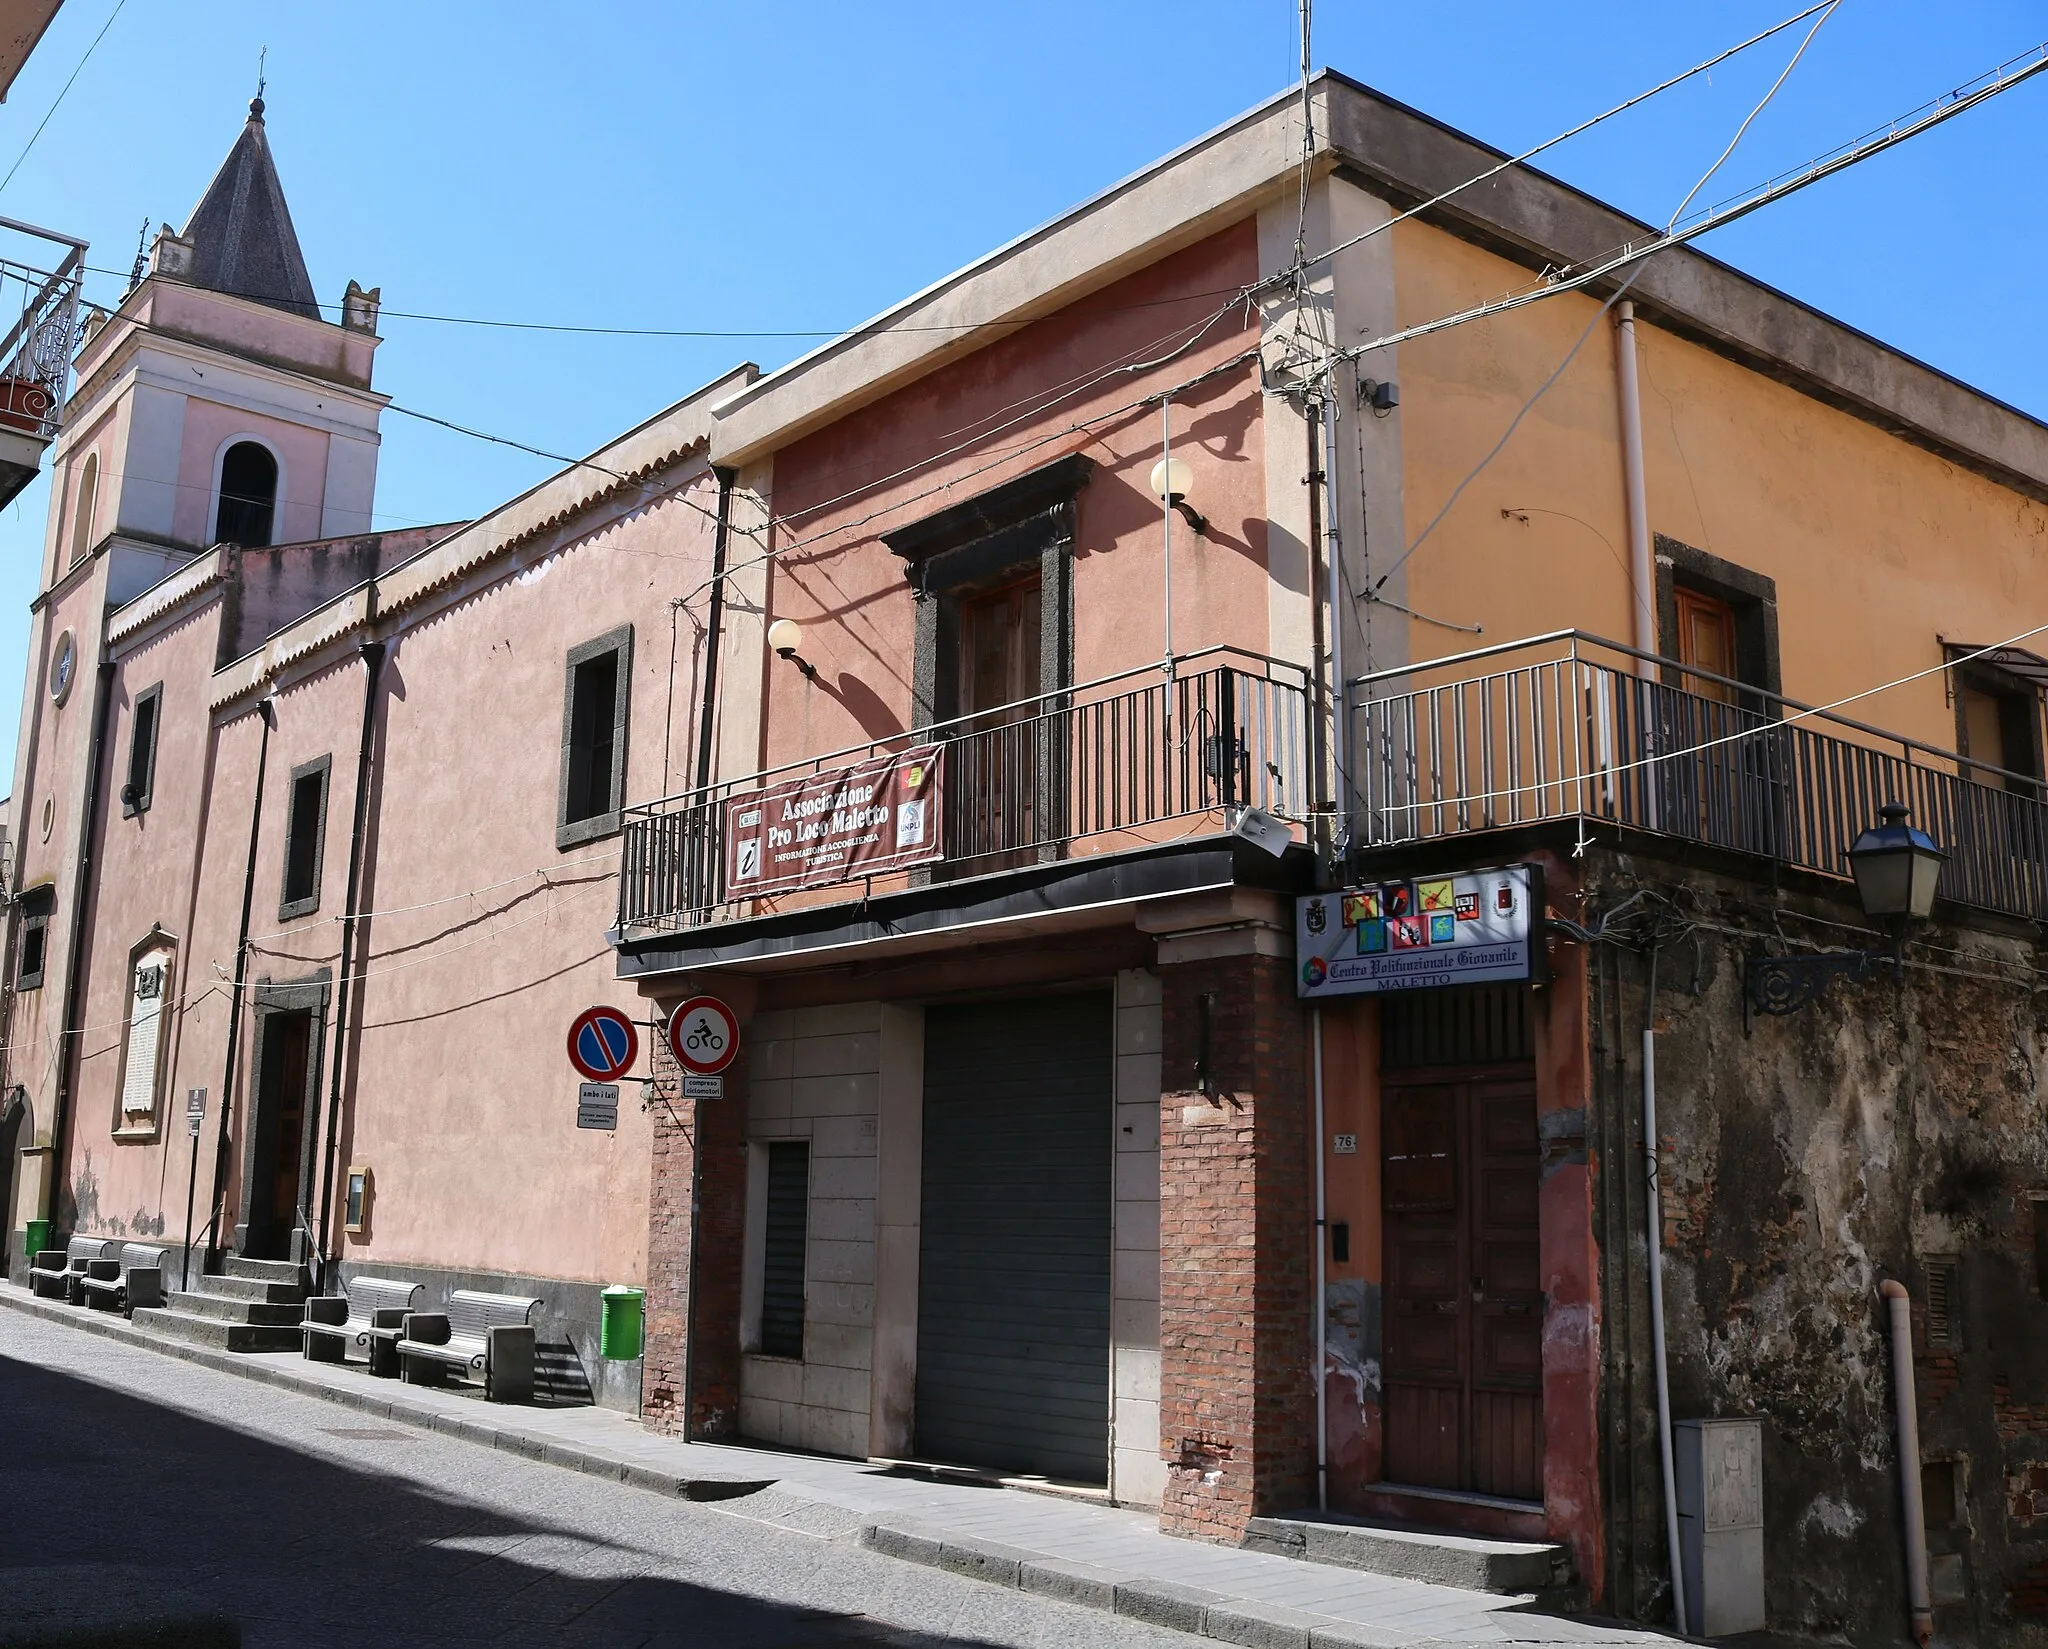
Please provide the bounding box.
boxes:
[766,618,816,680]
[1148,456,1209,537]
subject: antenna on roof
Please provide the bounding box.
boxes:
[128,218,151,288]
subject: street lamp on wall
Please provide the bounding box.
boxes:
[1149,456,1209,537]
[1746,801,1946,1019]
[766,618,817,680]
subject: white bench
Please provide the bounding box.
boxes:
[395,1289,540,1403]
[29,1237,118,1303]
[302,1276,423,1374]
[78,1243,168,1315]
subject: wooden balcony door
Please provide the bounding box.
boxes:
[1382,1071,1544,1501]
[950,576,1042,869]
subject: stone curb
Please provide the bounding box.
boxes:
[0,1285,770,1504]
[857,1523,1414,1649]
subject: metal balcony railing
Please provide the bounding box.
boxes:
[1352,631,2048,923]
[619,649,1311,935]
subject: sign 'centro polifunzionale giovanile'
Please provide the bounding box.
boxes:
[724,744,943,896]
[1294,864,1540,998]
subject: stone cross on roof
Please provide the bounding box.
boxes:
[180,97,321,321]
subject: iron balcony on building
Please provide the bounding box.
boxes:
[616,649,1310,936]
[0,214,86,510]
[1352,630,2048,923]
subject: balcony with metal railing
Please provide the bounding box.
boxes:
[617,648,1311,938]
[0,214,85,509]
[1351,631,2048,923]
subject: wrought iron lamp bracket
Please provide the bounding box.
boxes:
[1744,946,1887,1022]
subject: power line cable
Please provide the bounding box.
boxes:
[0,0,127,196]
[1367,3,1842,600]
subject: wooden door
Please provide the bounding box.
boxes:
[1382,1073,1543,1500]
[951,577,1042,865]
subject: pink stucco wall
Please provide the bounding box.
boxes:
[39,465,718,1290]
[757,222,1267,772]
[172,399,331,550]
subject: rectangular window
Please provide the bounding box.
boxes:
[120,942,174,1120]
[558,626,632,849]
[759,1140,810,1360]
[123,683,162,817]
[280,756,331,920]
[15,885,53,990]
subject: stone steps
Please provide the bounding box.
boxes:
[190,1273,305,1304]
[1241,1512,1569,1594]
[224,1256,305,1285]
[130,1306,302,1353]
[165,1289,304,1326]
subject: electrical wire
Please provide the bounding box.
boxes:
[1335,39,2048,370]
[0,0,128,196]
[1366,4,1840,601]
[1275,2,1837,291]
[240,850,614,945]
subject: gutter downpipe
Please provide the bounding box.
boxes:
[45,658,116,1232]
[1322,394,1348,848]
[206,695,274,1267]
[1613,301,1657,678]
[681,466,734,1442]
[1882,1279,1934,1646]
[1642,945,1688,1633]
[1312,1007,1328,1512]
[313,636,386,1293]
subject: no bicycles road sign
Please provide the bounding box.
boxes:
[567,1006,640,1082]
[666,996,739,1077]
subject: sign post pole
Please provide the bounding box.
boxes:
[181,1087,206,1290]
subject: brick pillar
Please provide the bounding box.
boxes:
[1155,930,1313,1541]
[642,1020,747,1440]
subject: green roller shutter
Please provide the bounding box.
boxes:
[915,992,1113,1482]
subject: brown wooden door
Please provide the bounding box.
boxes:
[1382,1072,1543,1500]
[951,577,1042,866]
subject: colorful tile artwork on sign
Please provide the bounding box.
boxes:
[1294,865,1538,998]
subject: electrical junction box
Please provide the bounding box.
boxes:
[1675,1417,1765,1636]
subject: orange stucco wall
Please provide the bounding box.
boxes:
[1385,215,2048,744]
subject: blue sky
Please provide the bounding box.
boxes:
[0,0,2041,780]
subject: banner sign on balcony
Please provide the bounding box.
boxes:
[725,743,944,896]
[1295,864,1540,998]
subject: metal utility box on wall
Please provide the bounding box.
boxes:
[1675,1417,1766,1636]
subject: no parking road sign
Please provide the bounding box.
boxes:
[666,995,739,1077]
[567,1006,640,1082]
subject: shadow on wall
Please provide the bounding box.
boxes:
[1,1350,959,1645]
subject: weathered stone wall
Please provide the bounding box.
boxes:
[1582,844,2048,1644]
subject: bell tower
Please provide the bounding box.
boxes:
[43,96,386,605]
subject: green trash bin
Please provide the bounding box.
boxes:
[600,1285,644,1360]
[24,1217,51,1263]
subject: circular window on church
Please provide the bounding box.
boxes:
[39,795,53,843]
[48,628,76,705]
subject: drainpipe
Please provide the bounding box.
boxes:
[1882,1279,1934,1646]
[692,467,735,793]
[1321,394,1348,848]
[1305,403,1331,867]
[1613,302,1657,679]
[1642,945,1688,1633]
[44,657,116,1230]
[313,637,386,1289]
[1312,1007,1328,1511]
[205,695,275,1265]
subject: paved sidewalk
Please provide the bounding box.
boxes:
[0,1283,1675,1647]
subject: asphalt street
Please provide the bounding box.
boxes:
[0,1310,1209,1649]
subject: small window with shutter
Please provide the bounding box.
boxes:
[119,939,175,1125]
